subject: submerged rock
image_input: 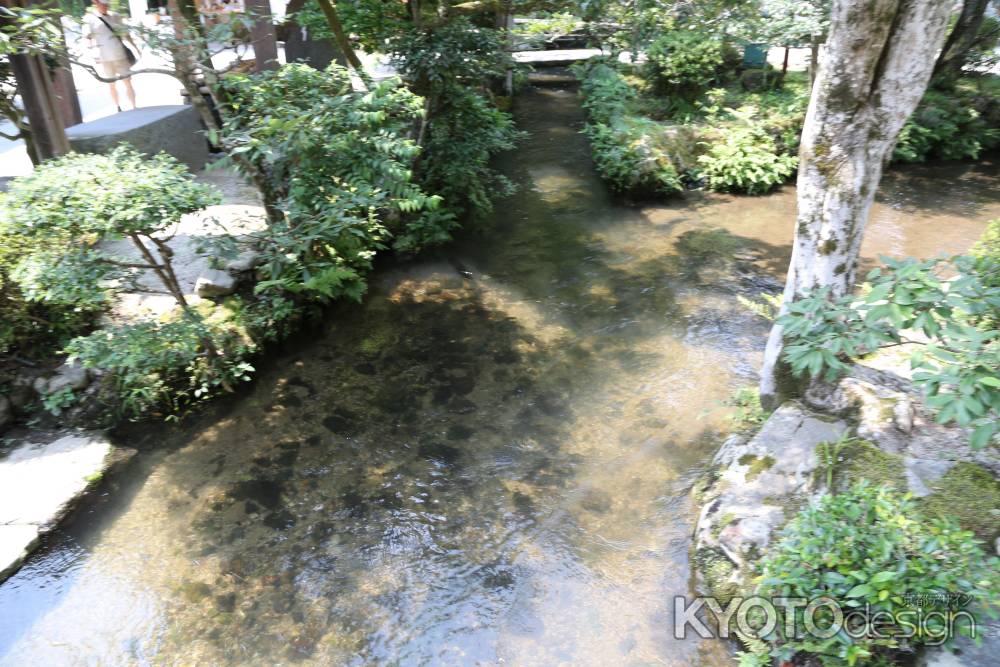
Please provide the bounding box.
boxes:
[322,409,356,436]
[227,479,284,510]
[418,442,461,465]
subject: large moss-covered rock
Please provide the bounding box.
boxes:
[692,402,847,596]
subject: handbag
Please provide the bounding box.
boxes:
[97,14,138,66]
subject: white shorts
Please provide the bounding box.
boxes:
[101,59,131,79]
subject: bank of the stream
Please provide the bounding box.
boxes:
[0,85,998,666]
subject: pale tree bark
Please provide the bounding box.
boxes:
[759,0,952,408]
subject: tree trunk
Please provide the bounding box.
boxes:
[314,0,364,73]
[759,0,953,408]
[8,52,70,163]
[933,0,990,77]
[247,0,279,72]
[48,21,83,129]
[808,36,820,86]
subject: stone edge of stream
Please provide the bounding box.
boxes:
[0,430,136,584]
[691,360,1000,667]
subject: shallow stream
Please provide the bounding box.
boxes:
[1,85,997,666]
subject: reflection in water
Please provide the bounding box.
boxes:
[1,87,997,667]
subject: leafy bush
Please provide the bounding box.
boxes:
[585,118,685,196]
[222,64,448,300]
[754,482,998,666]
[417,86,520,222]
[893,89,1000,162]
[971,219,999,287]
[0,147,220,365]
[1,146,219,310]
[779,255,1000,449]
[66,313,254,418]
[697,116,797,194]
[575,62,685,196]
[645,30,726,96]
[389,17,522,219]
[0,231,96,359]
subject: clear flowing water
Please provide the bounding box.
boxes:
[1,86,998,667]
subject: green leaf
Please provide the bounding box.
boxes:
[845,584,873,598]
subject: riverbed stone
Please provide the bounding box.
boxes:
[0,431,115,582]
[225,250,262,275]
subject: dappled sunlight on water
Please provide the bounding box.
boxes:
[1,87,997,667]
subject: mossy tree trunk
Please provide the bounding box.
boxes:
[759,0,952,408]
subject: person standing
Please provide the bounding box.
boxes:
[84,0,139,112]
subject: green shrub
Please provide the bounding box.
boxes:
[779,255,1000,449]
[389,17,522,219]
[697,120,797,194]
[416,87,520,221]
[971,219,999,287]
[66,312,254,418]
[575,59,637,124]
[585,118,685,196]
[223,64,448,300]
[0,237,96,359]
[893,89,1000,162]
[645,30,726,96]
[0,147,220,362]
[576,62,686,197]
[755,482,999,666]
[1,147,219,307]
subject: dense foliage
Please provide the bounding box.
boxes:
[0,148,246,416]
[575,61,684,196]
[645,30,727,96]
[0,147,218,320]
[388,17,521,219]
[577,46,999,198]
[575,59,807,196]
[894,87,1000,163]
[222,63,449,303]
[778,252,1000,449]
[697,118,797,194]
[66,312,255,418]
[749,482,998,666]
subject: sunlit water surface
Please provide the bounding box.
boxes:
[1,86,997,667]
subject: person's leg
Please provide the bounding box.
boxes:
[101,60,121,110]
[123,76,137,109]
[108,82,121,109]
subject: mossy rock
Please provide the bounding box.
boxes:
[819,438,907,493]
[738,453,776,482]
[694,547,739,604]
[920,462,1000,542]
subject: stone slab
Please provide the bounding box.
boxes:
[0,431,113,582]
[66,104,209,172]
[0,525,40,582]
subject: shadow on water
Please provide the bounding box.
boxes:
[2,86,999,667]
